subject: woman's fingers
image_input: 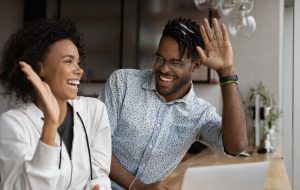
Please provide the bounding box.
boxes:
[19,61,42,89]
[19,62,60,131]
[92,184,100,190]
[19,61,36,77]
[19,61,52,103]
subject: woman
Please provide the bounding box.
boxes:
[0,18,111,190]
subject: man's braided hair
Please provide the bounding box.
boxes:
[162,17,205,60]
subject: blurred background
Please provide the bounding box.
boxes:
[0,0,299,189]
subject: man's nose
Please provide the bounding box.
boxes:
[159,60,173,72]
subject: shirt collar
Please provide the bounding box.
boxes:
[141,71,156,91]
[141,71,196,104]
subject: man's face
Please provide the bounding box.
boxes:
[154,36,199,102]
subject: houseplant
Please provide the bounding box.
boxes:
[248,82,281,153]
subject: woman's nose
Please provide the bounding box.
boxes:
[74,65,84,76]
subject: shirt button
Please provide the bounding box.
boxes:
[149,144,153,149]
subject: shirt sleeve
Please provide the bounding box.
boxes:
[0,113,61,190]
[198,104,225,153]
[99,69,125,137]
[89,102,112,190]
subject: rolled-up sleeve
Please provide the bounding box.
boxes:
[198,105,225,153]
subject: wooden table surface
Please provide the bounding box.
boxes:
[164,148,291,190]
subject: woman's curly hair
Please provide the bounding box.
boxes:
[0,18,86,103]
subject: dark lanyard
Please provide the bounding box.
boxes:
[57,112,93,180]
[76,112,93,180]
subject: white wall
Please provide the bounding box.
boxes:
[293,1,300,189]
[283,5,294,186]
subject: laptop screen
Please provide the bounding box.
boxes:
[181,161,270,190]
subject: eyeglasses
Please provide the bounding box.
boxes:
[152,53,190,69]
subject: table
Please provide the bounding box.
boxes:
[164,148,291,190]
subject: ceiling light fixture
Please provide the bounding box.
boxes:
[194,0,256,37]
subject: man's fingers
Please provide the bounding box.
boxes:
[200,24,210,46]
[221,23,229,41]
[212,18,223,40]
[202,18,215,41]
[196,46,207,65]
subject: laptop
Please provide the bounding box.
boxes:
[181,161,270,190]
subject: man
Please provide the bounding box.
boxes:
[100,17,247,190]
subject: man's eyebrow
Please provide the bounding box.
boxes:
[155,53,182,61]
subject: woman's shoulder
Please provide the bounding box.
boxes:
[0,104,34,121]
[0,105,36,136]
[71,96,106,112]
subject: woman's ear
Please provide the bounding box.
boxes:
[192,59,201,72]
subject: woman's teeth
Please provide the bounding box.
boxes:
[67,80,80,86]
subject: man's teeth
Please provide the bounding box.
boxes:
[67,80,80,86]
[160,76,174,82]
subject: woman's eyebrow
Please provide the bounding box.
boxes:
[61,55,75,59]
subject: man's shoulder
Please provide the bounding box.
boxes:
[193,96,208,105]
[112,69,153,79]
[187,92,216,112]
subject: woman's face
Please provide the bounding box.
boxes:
[40,39,83,101]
